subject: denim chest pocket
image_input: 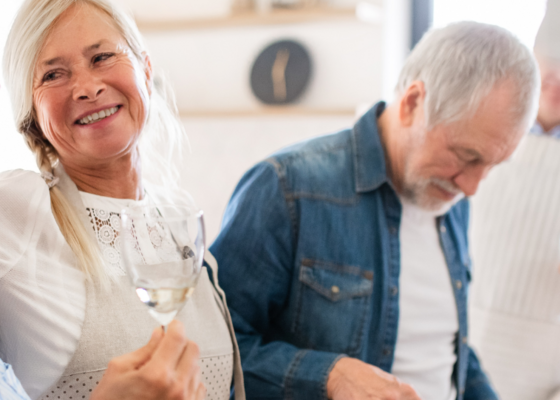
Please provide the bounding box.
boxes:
[292,259,373,357]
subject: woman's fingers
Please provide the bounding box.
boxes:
[141,319,204,400]
[176,339,200,377]
[195,383,207,400]
[115,327,164,370]
[175,338,203,399]
[149,320,188,370]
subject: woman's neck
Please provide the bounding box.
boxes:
[60,151,144,200]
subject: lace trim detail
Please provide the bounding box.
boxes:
[86,208,125,277]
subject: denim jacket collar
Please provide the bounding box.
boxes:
[352,102,389,194]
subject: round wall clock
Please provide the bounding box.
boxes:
[250,40,312,105]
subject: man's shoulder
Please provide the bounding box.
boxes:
[269,129,353,162]
[262,129,357,199]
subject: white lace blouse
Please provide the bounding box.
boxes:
[0,170,237,400]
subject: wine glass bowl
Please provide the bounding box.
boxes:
[120,204,205,327]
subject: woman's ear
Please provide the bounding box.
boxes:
[141,51,153,97]
[399,80,426,127]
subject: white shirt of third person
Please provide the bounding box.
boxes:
[392,196,459,400]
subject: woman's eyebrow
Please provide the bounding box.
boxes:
[39,40,111,67]
[42,56,64,67]
[84,39,110,53]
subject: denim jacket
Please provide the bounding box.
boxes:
[211,102,498,400]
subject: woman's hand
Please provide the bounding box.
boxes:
[90,320,205,400]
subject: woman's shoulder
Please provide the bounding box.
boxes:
[0,168,43,182]
[0,168,46,188]
[0,169,51,279]
[0,169,49,212]
[0,169,49,202]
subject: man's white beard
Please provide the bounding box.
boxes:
[402,175,465,215]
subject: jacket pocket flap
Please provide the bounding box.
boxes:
[299,259,373,302]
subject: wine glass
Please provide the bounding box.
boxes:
[120,204,206,327]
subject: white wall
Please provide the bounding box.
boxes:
[433,0,547,48]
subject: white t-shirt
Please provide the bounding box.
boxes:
[391,198,459,400]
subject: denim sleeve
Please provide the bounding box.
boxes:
[463,347,499,400]
[211,161,344,400]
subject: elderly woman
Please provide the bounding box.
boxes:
[0,1,244,400]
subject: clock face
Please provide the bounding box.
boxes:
[250,40,312,105]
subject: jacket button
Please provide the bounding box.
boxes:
[331,285,340,294]
[462,336,468,344]
[383,348,391,356]
[391,286,398,296]
[389,226,397,235]
[440,225,447,233]
[456,280,463,290]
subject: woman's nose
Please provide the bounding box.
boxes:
[72,69,106,101]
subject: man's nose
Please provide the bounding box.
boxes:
[453,164,491,197]
[72,68,106,101]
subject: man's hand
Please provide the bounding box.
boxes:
[327,357,421,400]
[90,320,206,400]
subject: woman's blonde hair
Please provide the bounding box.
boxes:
[3,0,187,286]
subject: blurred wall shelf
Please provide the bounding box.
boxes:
[136,7,358,31]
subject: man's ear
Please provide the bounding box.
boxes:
[141,51,153,97]
[399,81,426,127]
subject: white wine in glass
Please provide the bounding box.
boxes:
[120,204,205,327]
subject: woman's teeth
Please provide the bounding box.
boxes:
[78,106,119,125]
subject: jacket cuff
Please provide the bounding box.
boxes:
[284,350,346,400]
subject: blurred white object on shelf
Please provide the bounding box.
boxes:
[113,0,232,21]
[255,0,274,13]
[356,1,383,23]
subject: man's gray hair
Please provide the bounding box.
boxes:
[396,21,540,130]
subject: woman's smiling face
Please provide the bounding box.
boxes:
[33,2,152,169]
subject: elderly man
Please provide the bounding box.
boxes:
[211,22,539,400]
